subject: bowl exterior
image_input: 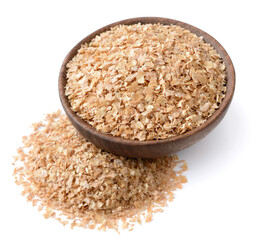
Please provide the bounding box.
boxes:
[62,102,231,158]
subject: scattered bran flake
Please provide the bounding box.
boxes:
[38,204,44,212]
[122,221,129,230]
[153,208,163,214]
[61,220,69,226]
[145,214,153,223]
[65,23,226,141]
[168,192,175,202]
[12,111,187,231]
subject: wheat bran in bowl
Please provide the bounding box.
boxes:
[65,23,226,141]
[13,111,187,232]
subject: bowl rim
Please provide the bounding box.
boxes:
[59,16,235,146]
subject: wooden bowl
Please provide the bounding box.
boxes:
[59,17,235,158]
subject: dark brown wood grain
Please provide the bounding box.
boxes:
[59,17,235,158]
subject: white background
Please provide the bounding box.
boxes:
[1,0,265,239]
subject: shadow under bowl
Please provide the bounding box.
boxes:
[59,17,235,158]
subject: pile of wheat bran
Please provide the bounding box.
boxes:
[13,111,187,231]
[66,23,226,140]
